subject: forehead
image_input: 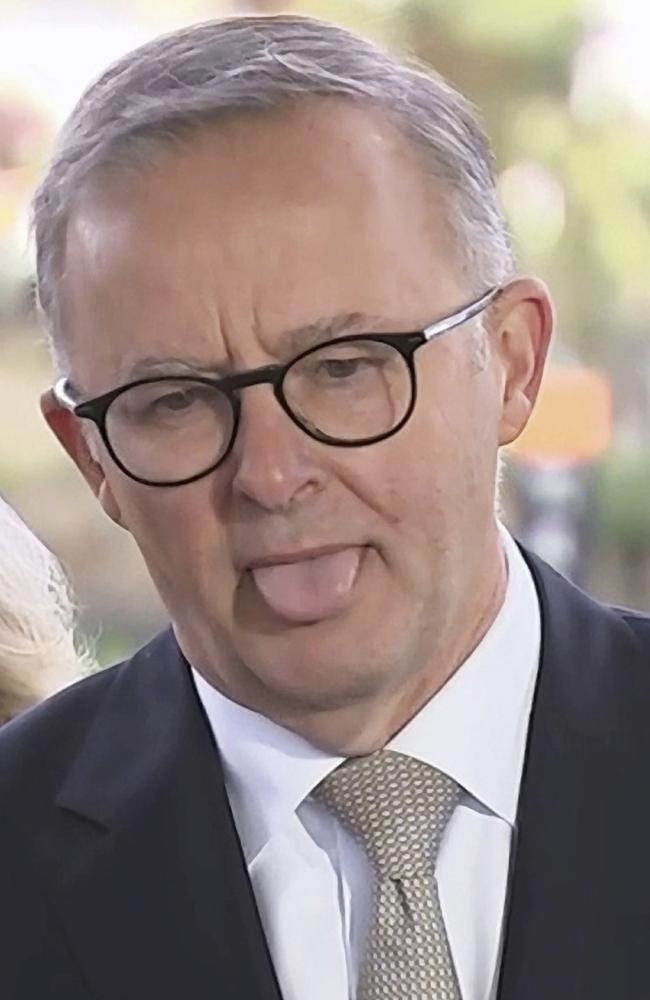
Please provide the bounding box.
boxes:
[60,101,461,388]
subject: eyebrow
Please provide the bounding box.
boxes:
[283,312,384,356]
[122,312,386,381]
[125,356,226,380]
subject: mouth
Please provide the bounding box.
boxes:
[247,545,367,624]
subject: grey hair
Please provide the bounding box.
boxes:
[0,498,92,723]
[31,13,516,371]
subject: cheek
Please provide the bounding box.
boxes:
[333,434,451,548]
[418,354,499,484]
[110,474,231,586]
[345,377,497,547]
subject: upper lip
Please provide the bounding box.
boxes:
[243,543,364,571]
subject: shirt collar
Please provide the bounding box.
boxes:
[192,525,540,863]
[193,669,342,862]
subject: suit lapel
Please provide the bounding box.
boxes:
[498,550,650,1000]
[42,630,282,1000]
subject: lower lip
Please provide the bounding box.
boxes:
[249,546,367,624]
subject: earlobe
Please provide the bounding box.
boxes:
[499,388,533,446]
[40,388,125,527]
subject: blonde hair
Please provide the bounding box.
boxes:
[0,498,91,723]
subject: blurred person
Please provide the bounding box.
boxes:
[1,14,649,1000]
[0,497,85,723]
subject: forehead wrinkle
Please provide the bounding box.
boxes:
[117,311,389,382]
[269,311,387,357]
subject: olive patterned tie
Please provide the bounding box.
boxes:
[312,750,462,999]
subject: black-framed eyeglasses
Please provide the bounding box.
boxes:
[53,285,501,487]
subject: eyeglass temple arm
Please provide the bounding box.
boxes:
[422,286,501,342]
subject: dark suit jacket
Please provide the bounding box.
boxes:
[2,547,650,999]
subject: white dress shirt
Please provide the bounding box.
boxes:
[192,526,541,1000]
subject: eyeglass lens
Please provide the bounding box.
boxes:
[104,338,413,484]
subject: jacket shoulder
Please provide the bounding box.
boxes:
[613,604,650,662]
[614,605,650,630]
[522,544,650,654]
[0,661,120,794]
[0,630,172,802]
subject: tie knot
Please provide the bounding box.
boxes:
[312,750,460,879]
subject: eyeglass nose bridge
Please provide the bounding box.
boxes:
[225,362,285,394]
[219,361,296,458]
[220,360,296,428]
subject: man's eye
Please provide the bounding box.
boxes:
[318,357,374,379]
[123,384,215,423]
[152,389,201,411]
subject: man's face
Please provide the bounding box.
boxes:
[50,103,549,749]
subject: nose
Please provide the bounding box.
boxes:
[229,386,326,512]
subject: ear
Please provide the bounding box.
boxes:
[40,389,125,527]
[492,278,554,447]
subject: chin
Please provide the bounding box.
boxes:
[239,627,392,711]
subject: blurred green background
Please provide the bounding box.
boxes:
[1,0,649,665]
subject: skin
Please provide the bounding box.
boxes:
[43,102,553,755]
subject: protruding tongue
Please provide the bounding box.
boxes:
[251,547,363,623]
